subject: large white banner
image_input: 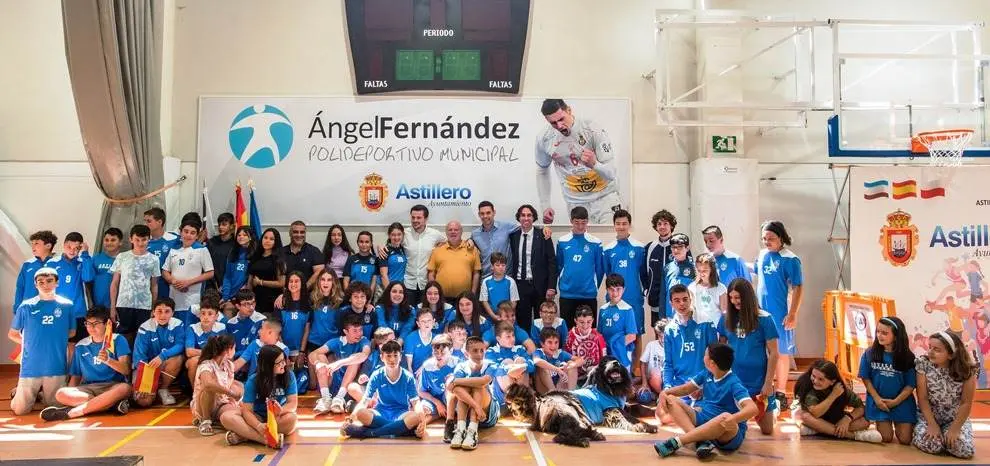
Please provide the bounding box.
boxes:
[851,166,990,387]
[197,97,631,226]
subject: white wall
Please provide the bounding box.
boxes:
[4,0,990,361]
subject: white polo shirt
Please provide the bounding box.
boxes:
[403,226,445,290]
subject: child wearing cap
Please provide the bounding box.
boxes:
[662,233,695,319]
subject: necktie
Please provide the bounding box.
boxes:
[521,233,529,280]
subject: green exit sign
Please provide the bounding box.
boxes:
[712,136,737,153]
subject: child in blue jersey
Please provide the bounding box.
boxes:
[405,308,437,373]
[486,321,535,393]
[604,209,648,334]
[717,278,779,435]
[482,301,536,354]
[234,320,289,377]
[132,297,186,407]
[220,226,254,305]
[598,274,639,370]
[858,316,917,444]
[341,340,424,439]
[338,281,378,340]
[88,228,122,309]
[533,328,582,393]
[226,290,266,361]
[422,281,454,334]
[279,272,312,371]
[9,267,75,415]
[342,231,379,292]
[49,232,94,346]
[416,334,459,437]
[530,301,569,346]
[223,345,297,448]
[446,320,468,360]
[42,306,132,421]
[311,315,371,415]
[654,343,760,460]
[306,268,343,389]
[452,291,492,338]
[376,281,414,343]
[755,220,804,404]
[144,207,180,299]
[479,252,520,321]
[185,296,227,384]
[162,218,215,325]
[663,234,695,319]
[555,206,606,325]
[12,230,57,316]
[663,285,718,394]
[110,224,160,341]
[701,225,750,286]
[447,336,501,451]
[351,327,396,403]
[377,222,408,287]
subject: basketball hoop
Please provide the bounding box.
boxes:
[913,129,973,167]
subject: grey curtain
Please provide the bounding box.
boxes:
[62,0,165,243]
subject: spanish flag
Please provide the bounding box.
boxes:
[8,344,21,364]
[235,182,248,228]
[102,320,116,355]
[892,180,918,199]
[264,398,282,448]
[132,361,161,394]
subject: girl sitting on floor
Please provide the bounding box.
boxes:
[792,359,881,443]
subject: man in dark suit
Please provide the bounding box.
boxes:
[508,204,557,331]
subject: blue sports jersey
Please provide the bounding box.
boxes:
[485,344,534,373]
[376,304,414,340]
[89,252,117,308]
[691,370,752,428]
[755,249,803,317]
[343,253,378,286]
[337,306,378,340]
[12,256,53,315]
[530,317,569,346]
[429,302,454,334]
[453,359,504,403]
[858,350,918,422]
[714,250,750,287]
[663,258,696,318]
[571,386,624,424]
[70,334,131,383]
[361,349,383,376]
[239,339,290,374]
[324,336,371,360]
[663,317,717,389]
[603,238,648,307]
[403,330,435,373]
[445,309,492,338]
[597,301,638,343]
[366,366,418,415]
[226,311,267,359]
[185,321,227,350]
[13,295,75,377]
[279,307,311,354]
[47,253,94,319]
[480,275,517,308]
[220,249,250,300]
[482,324,531,348]
[555,233,605,299]
[534,348,572,367]
[148,232,181,298]
[418,356,458,399]
[376,246,407,285]
[716,312,778,394]
[308,304,341,347]
[243,371,298,418]
[132,317,185,367]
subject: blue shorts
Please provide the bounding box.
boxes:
[478,400,501,429]
[696,411,747,452]
[768,311,795,355]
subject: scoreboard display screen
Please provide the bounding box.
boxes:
[344,0,531,94]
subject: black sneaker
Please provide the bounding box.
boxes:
[344,399,356,414]
[695,441,717,461]
[115,399,130,415]
[443,419,456,443]
[40,406,70,422]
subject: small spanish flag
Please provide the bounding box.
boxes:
[132,361,161,394]
[234,182,248,228]
[102,320,116,355]
[8,344,21,364]
[264,398,282,448]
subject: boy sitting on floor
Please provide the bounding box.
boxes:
[340,339,424,439]
[311,315,371,415]
[446,336,502,451]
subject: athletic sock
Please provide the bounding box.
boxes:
[68,406,86,418]
[468,420,478,431]
[335,386,347,398]
[320,387,330,398]
[370,419,412,438]
[456,420,466,431]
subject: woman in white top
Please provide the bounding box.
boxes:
[191,334,242,436]
[687,253,727,325]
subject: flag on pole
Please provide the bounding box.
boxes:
[249,181,263,233]
[202,182,217,237]
[264,398,282,448]
[234,182,248,228]
[8,344,21,364]
[102,320,116,355]
[132,361,161,394]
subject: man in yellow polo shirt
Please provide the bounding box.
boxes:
[428,221,481,303]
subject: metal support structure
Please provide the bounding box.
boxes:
[827,164,851,289]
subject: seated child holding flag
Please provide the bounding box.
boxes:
[222,345,298,449]
[132,297,185,407]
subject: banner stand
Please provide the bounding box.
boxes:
[822,290,898,382]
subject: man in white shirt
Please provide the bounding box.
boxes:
[400,205,445,305]
[162,218,215,326]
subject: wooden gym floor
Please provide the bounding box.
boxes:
[1,372,989,465]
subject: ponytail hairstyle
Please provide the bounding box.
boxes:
[199,334,236,365]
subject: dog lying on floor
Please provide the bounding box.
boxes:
[504,357,657,447]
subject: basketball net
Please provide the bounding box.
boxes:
[916,129,973,168]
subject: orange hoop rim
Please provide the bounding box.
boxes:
[910,128,974,154]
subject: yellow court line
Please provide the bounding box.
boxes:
[98,409,176,457]
[323,444,342,466]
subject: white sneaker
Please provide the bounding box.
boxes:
[313,397,333,415]
[461,428,478,450]
[158,389,176,406]
[853,429,883,444]
[450,429,465,449]
[329,396,346,414]
[799,426,816,436]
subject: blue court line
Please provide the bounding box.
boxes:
[268,444,291,466]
